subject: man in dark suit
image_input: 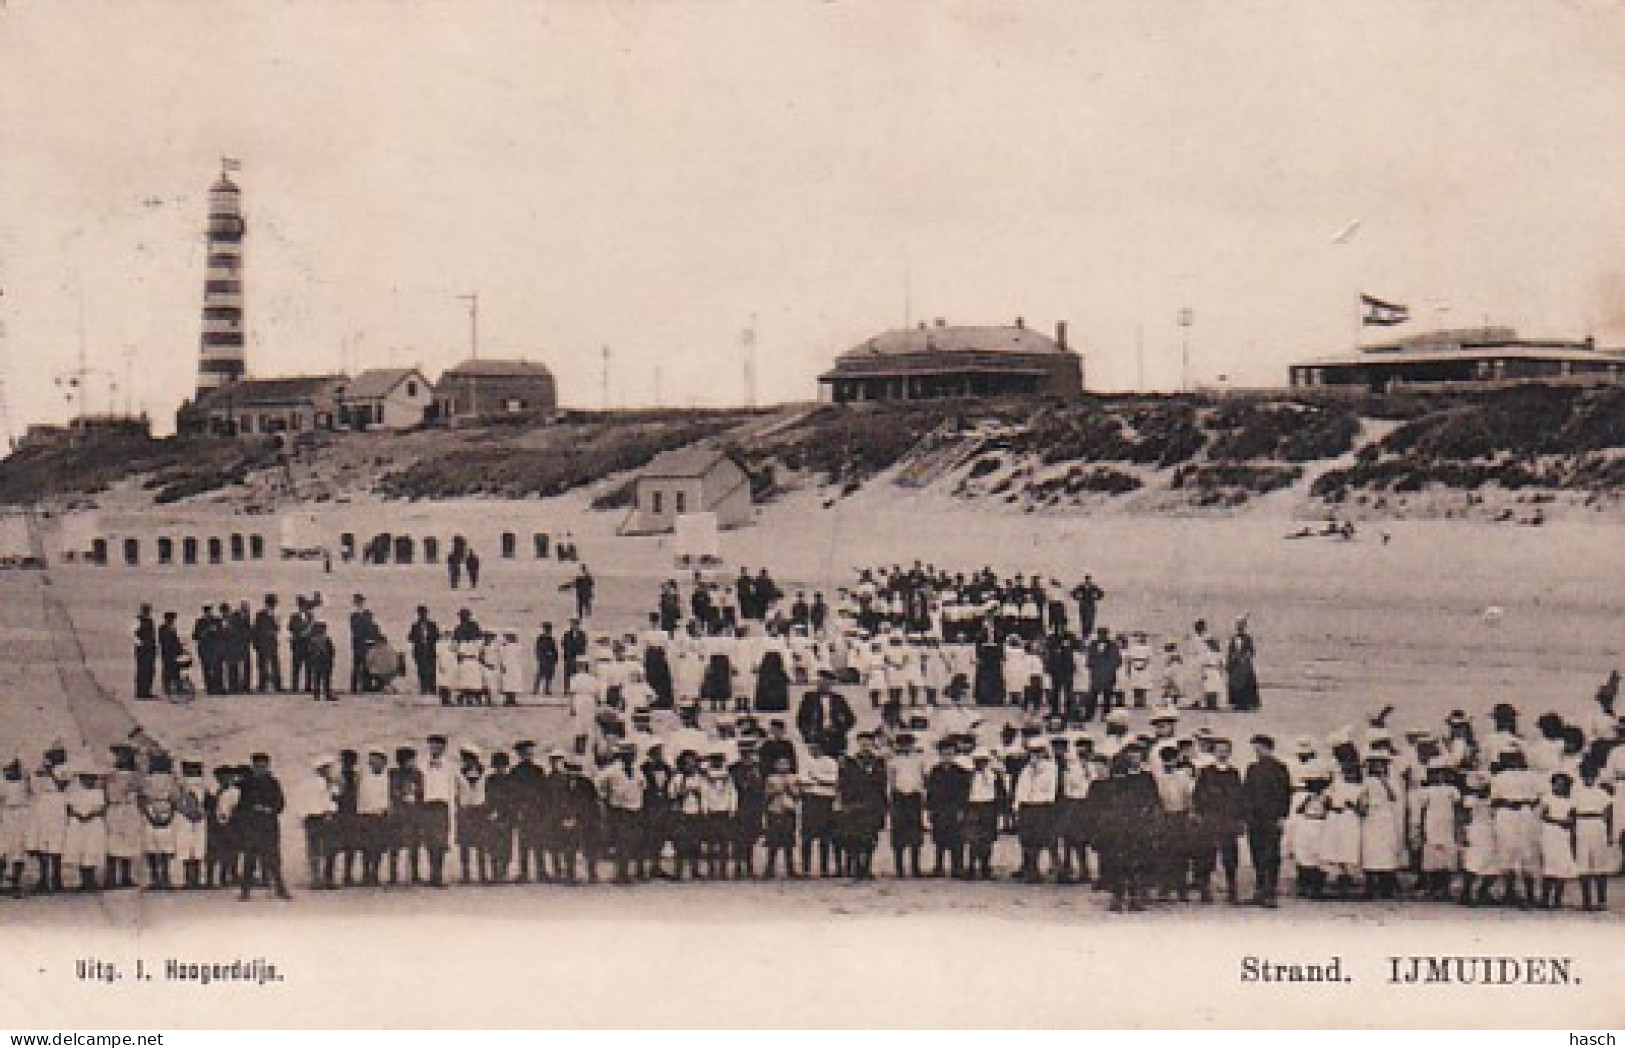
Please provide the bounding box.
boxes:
[252,595,282,693]
[1241,733,1294,907]
[158,612,184,697]
[560,620,589,677]
[233,753,290,900]
[348,595,375,694]
[795,675,857,757]
[1192,738,1245,903]
[133,604,158,699]
[533,623,560,696]
[504,741,547,882]
[407,606,441,696]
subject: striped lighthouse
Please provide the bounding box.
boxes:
[196,160,247,397]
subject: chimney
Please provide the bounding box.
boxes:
[1015,316,1025,330]
[935,317,946,328]
[1056,320,1068,350]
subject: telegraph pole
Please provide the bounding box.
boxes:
[601,345,611,410]
[741,313,757,409]
[1177,307,1194,393]
[457,292,480,360]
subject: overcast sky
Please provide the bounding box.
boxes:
[2,0,1623,433]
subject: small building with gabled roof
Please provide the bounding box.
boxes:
[626,443,753,534]
[342,367,432,430]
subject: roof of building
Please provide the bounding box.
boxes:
[344,367,428,401]
[639,443,744,481]
[835,324,1070,364]
[1300,346,1625,368]
[437,358,554,381]
[193,375,347,410]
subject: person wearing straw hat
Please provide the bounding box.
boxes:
[454,744,489,884]
[172,758,208,890]
[420,735,456,888]
[1,759,30,896]
[1356,750,1404,900]
[296,755,338,890]
[964,749,1004,880]
[599,742,645,885]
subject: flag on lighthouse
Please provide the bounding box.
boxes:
[1360,293,1410,327]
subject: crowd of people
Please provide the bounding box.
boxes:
[89,564,1625,912]
[6,687,1621,912]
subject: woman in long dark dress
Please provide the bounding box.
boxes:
[973,632,1005,708]
[1226,619,1259,711]
[754,648,791,714]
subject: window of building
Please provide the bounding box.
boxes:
[123,538,140,566]
[207,537,223,564]
[533,533,549,559]
[230,534,245,561]
[249,535,265,560]
[157,537,174,564]
[675,492,687,514]
[182,537,199,565]
[652,491,664,515]
[424,537,440,563]
[501,532,517,559]
[90,539,108,565]
[406,381,418,397]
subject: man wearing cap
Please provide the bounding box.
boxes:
[887,733,927,878]
[1013,740,1061,883]
[234,753,290,900]
[387,748,425,885]
[799,740,840,877]
[506,741,548,882]
[964,749,1005,880]
[252,595,283,693]
[297,756,339,889]
[307,622,337,702]
[287,597,314,694]
[925,738,970,878]
[1242,734,1293,907]
[482,752,516,881]
[838,734,888,880]
[555,756,602,884]
[356,748,392,886]
[1192,738,1245,904]
[348,595,374,695]
[420,735,456,887]
[599,743,646,885]
[133,604,158,700]
[1083,627,1121,723]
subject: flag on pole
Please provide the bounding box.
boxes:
[221,157,242,172]
[1360,293,1410,327]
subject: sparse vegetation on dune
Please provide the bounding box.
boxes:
[8,385,1625,517]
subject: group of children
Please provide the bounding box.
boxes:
[1281,704,1619,911]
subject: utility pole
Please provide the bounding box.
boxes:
[1177,307,1194,393]
[741,313,757,409]
[601,345,611,410]
[457,292,480,360]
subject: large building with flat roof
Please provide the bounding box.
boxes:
[818,318,1084,404]
[1290,328,1625,393]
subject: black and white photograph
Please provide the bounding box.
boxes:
[0,0,1621,1031]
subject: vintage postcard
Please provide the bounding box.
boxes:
[0,0,1621,1030]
